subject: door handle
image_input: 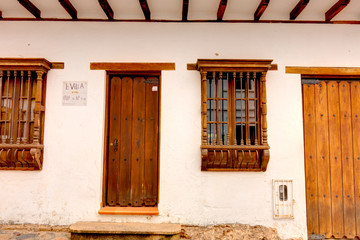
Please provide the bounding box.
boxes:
[110,138,118,152]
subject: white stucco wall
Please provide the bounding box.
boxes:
[0,21,359,239]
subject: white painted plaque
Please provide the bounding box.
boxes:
[62,81,87,106]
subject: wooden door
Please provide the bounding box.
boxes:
[302,79,360,239]
[105,74,160,208]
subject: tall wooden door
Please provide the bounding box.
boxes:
[302,79,360,239]
[105,74,160,208]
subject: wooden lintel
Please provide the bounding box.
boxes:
[90,62,175,71]
[286,66,360,75]
[98,0,114,20]
[325,0,350,21]
[17,0,41,19]
[290,0,310,20]
[139,0,151,21]
[217,0,227,21]
[188,59,276,72]
[182,0,189,21]
[254,0,270,21]
[59,0,77,19]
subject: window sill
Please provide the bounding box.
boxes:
[98,206,159,215]
[201,144,270,171]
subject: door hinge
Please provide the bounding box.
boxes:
[302,79,320,85]
[308,234,325,240]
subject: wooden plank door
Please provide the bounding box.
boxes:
[302,79,360,239]
[105,74,160,208]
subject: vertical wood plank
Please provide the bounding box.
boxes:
[106,76,121,206]
[315,81,332,238]
[131,77,146,207]
[327,81,344,238]
[119,76,133,206]
[339,81,356,238]
[350,81,360,237]
[302,83,320,234]
[144,77,159,206]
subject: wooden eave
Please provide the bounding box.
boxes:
[139,0,151,20]
[290,0,310,20]
[98,0,114,20]
[59,0,78,20]
[217,0,228,21]
[0,58,64,71]
[188,59,277,72]
[325,0,351,21]
[182,0,189,21]
[18,0,41,19]
[254,0,270,21]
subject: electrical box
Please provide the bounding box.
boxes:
[273,179,294,219]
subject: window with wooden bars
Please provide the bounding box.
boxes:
[188,59,276,171]
[0,58,63,170]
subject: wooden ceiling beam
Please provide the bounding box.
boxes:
[325,0,350,21]
[217,0,227,21]
[290,0,310,20]
[254,0,270,21]
[59,0,77,20]
[182,0,189,21]
[98,0,114,20]
[139,0,151,20]
[17,0,41,19]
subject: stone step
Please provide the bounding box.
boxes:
[70,222,181,240]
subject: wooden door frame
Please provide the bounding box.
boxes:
[101,71,162,214]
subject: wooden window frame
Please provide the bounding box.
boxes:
[0,58,63,170]
[188,59,277,171]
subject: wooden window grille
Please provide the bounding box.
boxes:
[0,58,62,170]
[188,59,277,171]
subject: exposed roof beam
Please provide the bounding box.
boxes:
[290,0,310,20]
[325,0,350,21]
[254,0,270,21]
[17,0,41,19]
[182,0,189,21]
[59,0,77,19]
[139,0,151,20]
[217,0,227,21]
[98,0,114,20]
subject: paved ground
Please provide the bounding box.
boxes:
[0,225,70,240]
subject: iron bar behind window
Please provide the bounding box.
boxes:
[207,71,260,146]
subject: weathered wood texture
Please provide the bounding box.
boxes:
[302,79,360,239]
[105,74,159,208]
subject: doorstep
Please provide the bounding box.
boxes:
[70,221,181,240]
